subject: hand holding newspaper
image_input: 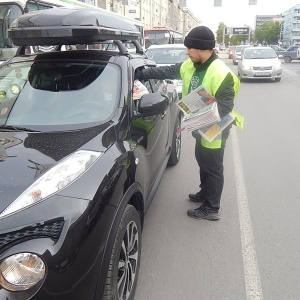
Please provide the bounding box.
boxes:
[176,85,235,142]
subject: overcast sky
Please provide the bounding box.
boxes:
[186,0,300,33]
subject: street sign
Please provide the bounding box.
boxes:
[225,27,250,35]
[214,0,222,6]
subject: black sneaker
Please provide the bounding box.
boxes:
[187,207,219,220]
[188,192,204,202]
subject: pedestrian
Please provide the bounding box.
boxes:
[135,25,243,221]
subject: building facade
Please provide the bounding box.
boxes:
[95,0,200,37]
[281,4,300,47]
[255,14,282,29]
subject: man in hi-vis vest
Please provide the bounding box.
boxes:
[135,26,243,221]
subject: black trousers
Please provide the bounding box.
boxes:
[194,140,225,212]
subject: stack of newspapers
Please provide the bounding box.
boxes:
[176,85,235,142]
[181,102,220,131]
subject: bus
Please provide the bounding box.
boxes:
[144,27,184,48]
[0,0,145,62]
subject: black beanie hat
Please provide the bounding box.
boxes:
[184,26,215,50]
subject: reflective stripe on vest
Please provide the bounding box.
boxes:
[180,58,242,149]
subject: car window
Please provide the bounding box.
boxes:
[235,46,249,53]
[146,48,188,64]
[0,60,120,126]
[141,80,152,94]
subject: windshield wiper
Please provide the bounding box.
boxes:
[0,125,40,132]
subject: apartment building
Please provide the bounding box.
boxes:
[281,4,300,47]
[255,14,282,29]
[95,0,200,37]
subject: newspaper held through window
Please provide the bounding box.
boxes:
[133,80,149,100]
[176,85,235,142]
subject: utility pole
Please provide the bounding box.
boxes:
[222,27,225,46]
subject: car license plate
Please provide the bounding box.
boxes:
[254,72,270,76]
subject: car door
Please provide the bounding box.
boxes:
[129,63,170,203]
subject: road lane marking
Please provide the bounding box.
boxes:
[231,127,264,300]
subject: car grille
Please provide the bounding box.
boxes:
[178,92,182,99]
[253,66,272,71]
[0,219,64,250]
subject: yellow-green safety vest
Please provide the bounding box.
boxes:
[180,58,244,149]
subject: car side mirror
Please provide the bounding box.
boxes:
[137,93,169,116]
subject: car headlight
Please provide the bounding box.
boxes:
[274,61,282,69]
[0,253,45,291]
[242,63,251,70]
[0,150,103,218]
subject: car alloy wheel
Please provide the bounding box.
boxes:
[104,204,141,300]
[168,117,181,165]
[284,56,292,63]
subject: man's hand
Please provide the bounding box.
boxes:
[134,70,145,81]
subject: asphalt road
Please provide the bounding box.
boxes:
[134,53,300,300]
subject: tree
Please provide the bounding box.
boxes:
[216,22,229,46]
[217,23,254,46]
[254,20,281,45]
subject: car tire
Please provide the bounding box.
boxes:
[275,77,281,82]
[103,204,142,300]
[237,71,244,82]
[284,56,292,63]
[168,116,182,166]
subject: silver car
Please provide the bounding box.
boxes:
[145,44,188,98]
[237,46,282,82]
[232,45,251,65]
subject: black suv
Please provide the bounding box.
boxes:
[0,7,182,300]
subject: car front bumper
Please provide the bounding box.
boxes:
[0,195,117,300]
[239,68,282,80]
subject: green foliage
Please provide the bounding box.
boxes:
[216,22,230,46]
[216,22,254,46]
[254,20,281,44]
[214,20,281,47]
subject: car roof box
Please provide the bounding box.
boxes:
[8,7,141,46]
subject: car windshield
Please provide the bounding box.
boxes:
[146,48,188,64]
[235,46,249,53]
[0,58,120,127]
[244,48,277,59]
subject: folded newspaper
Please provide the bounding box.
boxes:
[176,85,235,142]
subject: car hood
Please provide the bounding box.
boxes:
[242,58,280,66]
[0,124,114,212]
[276,50,288,55]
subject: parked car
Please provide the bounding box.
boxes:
[228,45,236,59]
[145,44,188,99]
[275,45,300,63]
[237,46,282,82]
[232,45,251,65]
[0,7,182,300]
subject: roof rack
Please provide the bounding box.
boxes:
[15,39,145,56]
[8,7,141,46]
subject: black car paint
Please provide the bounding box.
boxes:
[0,50,180,299]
